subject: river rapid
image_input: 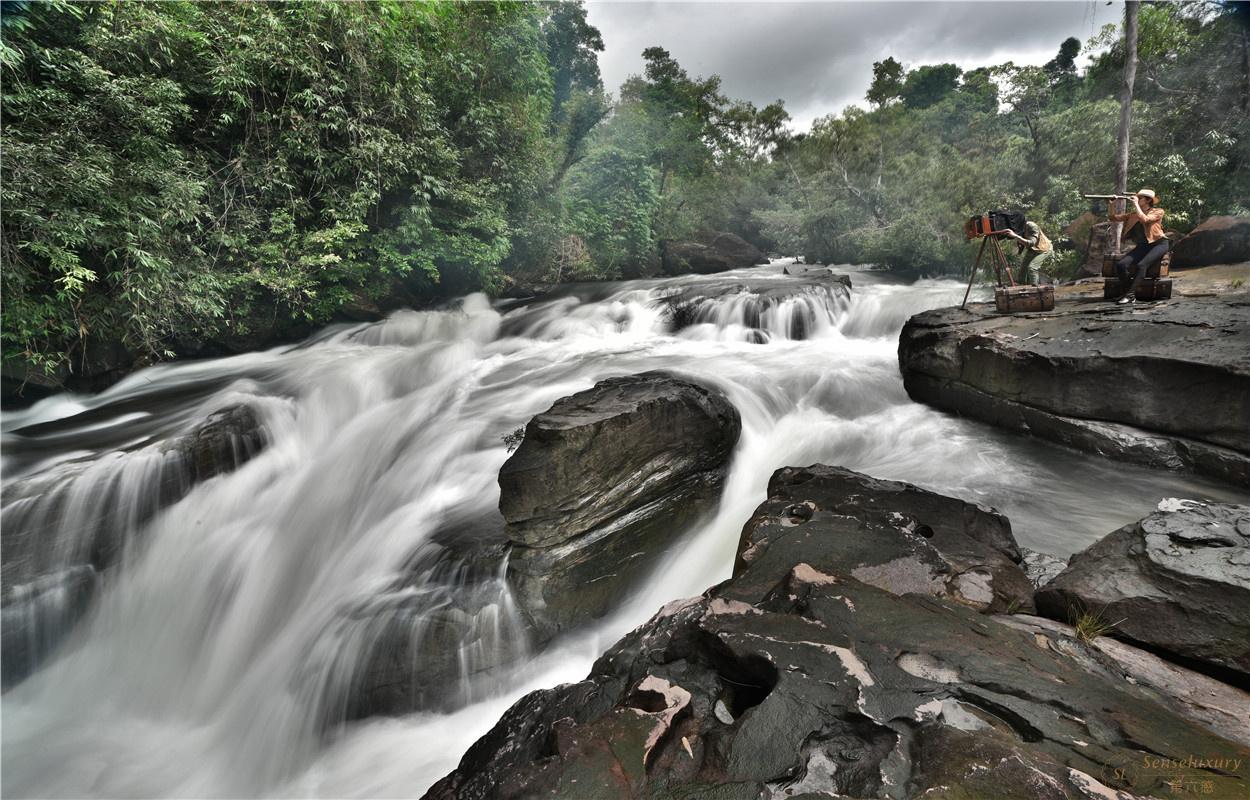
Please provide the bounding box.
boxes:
[3,261,1247,798]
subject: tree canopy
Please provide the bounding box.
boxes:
[2,1,1247,386]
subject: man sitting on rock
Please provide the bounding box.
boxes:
[1002,219,1053,285]
[1109,189,1168,305]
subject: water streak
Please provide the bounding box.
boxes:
[3,262,1246,797]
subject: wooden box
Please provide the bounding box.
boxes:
[995,284,1055,313]
[1103,277,1172,301]
[1101,251,1170,278]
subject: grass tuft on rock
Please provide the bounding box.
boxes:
[1071,605,1125,644]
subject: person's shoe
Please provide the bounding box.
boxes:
[1116,293,1136,305]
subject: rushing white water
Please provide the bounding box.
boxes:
[2,261,1246,798]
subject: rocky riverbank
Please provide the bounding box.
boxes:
[898,291,1250,487]
[427,467,1250,799]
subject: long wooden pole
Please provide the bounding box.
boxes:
[962,236,989,309]
[1112,1,1139,251]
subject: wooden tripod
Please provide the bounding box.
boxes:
[960,233,1016,309]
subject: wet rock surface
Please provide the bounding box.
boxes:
[1036,499,1250,681]
[502,372,740,637]
[661,232,767,276]
[1,404,267,589]
[0,404,267,687]
[736,465,1031,613]
[346,373,740,718]
[1020,547,1068,589]
[428,467,1250,800]
[898,294,1250,486]
[999,614,1250,749]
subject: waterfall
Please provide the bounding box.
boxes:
[3,261,1246,798]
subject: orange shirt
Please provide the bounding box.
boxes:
[1110,206,1166,245]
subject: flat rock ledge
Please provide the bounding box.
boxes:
[897,293,1250,487]
[427,468,1250,800]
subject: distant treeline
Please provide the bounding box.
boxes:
[2,1,1247,379]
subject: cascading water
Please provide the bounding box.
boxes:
[3,261,1247,798]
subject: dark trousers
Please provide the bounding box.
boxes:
[1114,239,1169,296]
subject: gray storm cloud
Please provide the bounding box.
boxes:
[585,1,1120,130]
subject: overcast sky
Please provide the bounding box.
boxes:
[585,1,1122,131]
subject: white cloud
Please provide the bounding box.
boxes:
[585,1,1121,132]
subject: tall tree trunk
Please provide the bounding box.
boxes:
[1240,21,1249,114]
[1112,1,1139,254]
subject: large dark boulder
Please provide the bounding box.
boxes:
[898,295,1250,487]
[343,373,740,720]
[502,372,740,637]
[428,468,1250,800]
[1171,216,1250,268]
[736,465,1031,613]
[0,404,267,687]
[661,232,766,276]
[1036,499,1250,681]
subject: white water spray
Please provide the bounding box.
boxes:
[3,262,1246,797]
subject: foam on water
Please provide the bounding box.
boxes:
[3,261,1246,797]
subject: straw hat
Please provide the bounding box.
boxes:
[1136,189,1157,201]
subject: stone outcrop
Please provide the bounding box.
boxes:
[344,373,741,719]
[661,232,766,276]
[0,404,267,687]
[427,467,1250,800]
[898,294,1250,487]
[1036,499,1250,682]
[736,466,1031,613]
[1171,215,1250,268]
[502,372,741,638]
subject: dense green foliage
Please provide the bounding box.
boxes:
[3,0,599,376]
[760,3,1249,275]
[2,1,1247,384]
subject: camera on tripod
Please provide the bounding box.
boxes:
[964,210,1028,240]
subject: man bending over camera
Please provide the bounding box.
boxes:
[1002,219,1052,286]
